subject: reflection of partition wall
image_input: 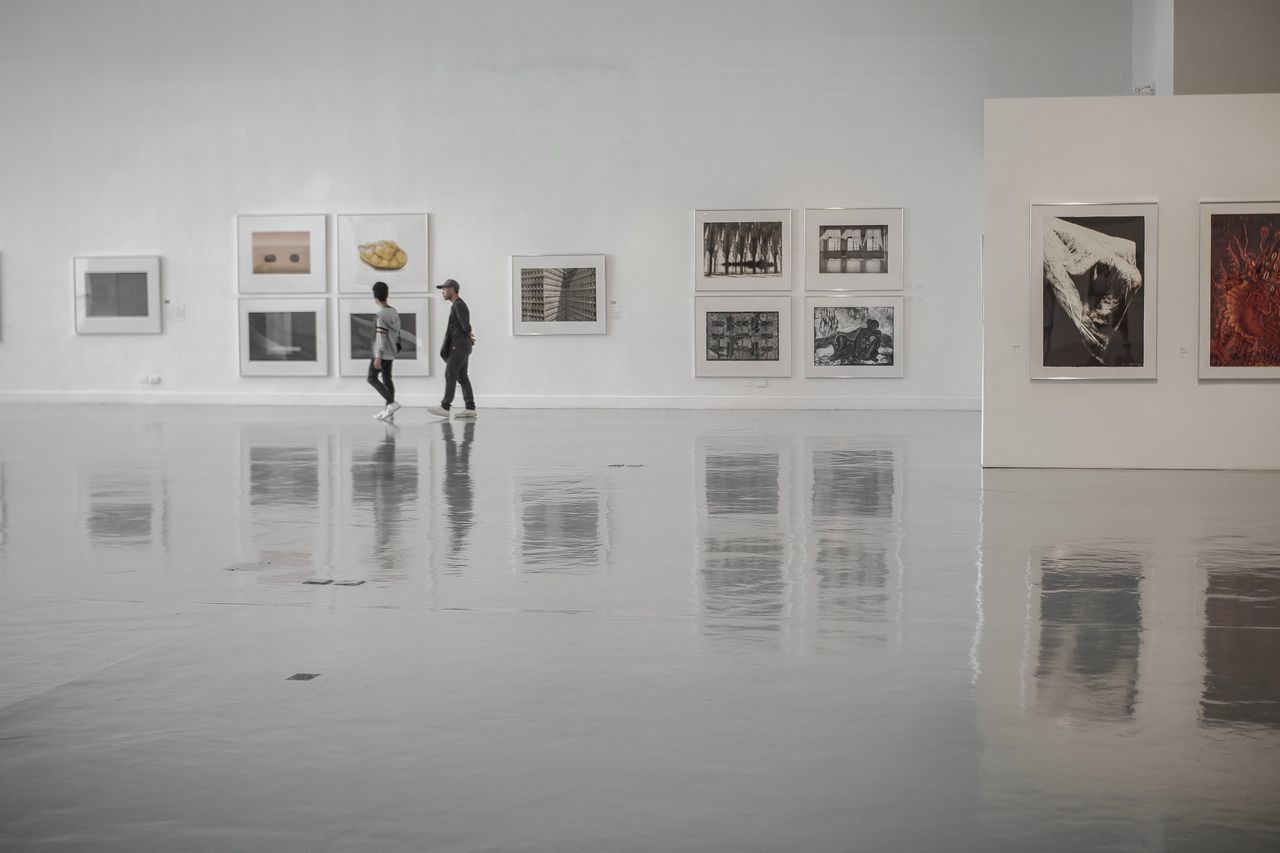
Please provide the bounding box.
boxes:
[337,297,431,377]
[237,426,334,578]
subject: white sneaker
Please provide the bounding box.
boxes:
[454,409,477,419]
[373,408,389,421]
[426,406,449,418]
[385,402,402,418]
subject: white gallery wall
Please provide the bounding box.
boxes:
[0,0,1133,409]
[983,93,1280,469]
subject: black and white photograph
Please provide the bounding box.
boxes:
[337,297,431,377]
[804,208,904,291]
[706,311,780,361]
[694,295,792,377]
[695,210,792,292]
[73,256,162,334]
[1030,203,1157,379]
[512,254,607,335]
[237,214,327,294]
[238,298,328,376]
[806,296,904,377]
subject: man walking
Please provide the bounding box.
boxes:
[369,281,402,421]
[429,279,477,418]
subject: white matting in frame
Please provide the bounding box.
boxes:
[237,214,327,294]
[73,256,162,334]
[805,295,904,378]
[696,209,792,292]
[338,213,429,294]
[1030,202,1158,380]
[804,208,904,292]
[238,298,329,377]
[695,295,792,378]
[511,254,606,335]
[337,296,432,377]
[1199,201,1280,379]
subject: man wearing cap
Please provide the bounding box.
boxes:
[428,279,477,419]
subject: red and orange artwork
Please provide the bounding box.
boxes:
[1209,213,1280,367]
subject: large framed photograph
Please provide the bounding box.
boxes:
[804,208,904,292]
[73,256,162,334]
[1030,203,1157,380]
[695,295,792,378]
[238,298,329,376]
[237,215,327,294]
[1199,201,1280,379]
[696,209,792,292]
[337,296,431,377]
[805,295,904,378]
[337,213,429,294]
[511,254,606,335]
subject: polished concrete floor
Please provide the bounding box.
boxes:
[0,405,1277,851]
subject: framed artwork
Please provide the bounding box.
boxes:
[238,298,329,376]
[695,295,792,378]
[511,254,606,335]
[1030,203,1158,380]
[337,296,431,377]
[237,215,327,294]
[1199,201,1280,379]
[805,295,904,378]
[695,209,792,292]
[337,213,429,294]
[804,207,904,292]
[73,256,162,334]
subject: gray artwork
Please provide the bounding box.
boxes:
[520,267,597,322]
[706,311,780,361]
[86,272,149,317]
[349,313,419,359]
[703,221,784,277]
[817,225,888,274]
[813,306,894,366]
[247,311,318,362]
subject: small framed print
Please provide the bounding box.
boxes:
[337,213,429,294]
[805,295,904,378]
[695,295,792,378]
[238,298,329,376]
[1199,201,1280,379]
[512,254,606,335]
[73,256,162,334]
[696,209,792,292]
[237,214,327,294]
[804,208,904,292]
[337,297,432,377]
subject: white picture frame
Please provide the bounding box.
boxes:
[73,256,162,334]
[805,295,904,378]
[238,298,329,377]
[695,209,792,292]
[511,254,607,335]
[695,295,792,378]
[237,214,327,294]
[337,213,429,294]
[337,296,432,377]
[1199,201,1280,379]
[804,207,904,292]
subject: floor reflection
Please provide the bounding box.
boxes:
[84,474,155,543]
[518,478,607,572]
[1201,544,1280,728]
[441,421,474,574]
[349,425,417,581]
[239,428,328,573]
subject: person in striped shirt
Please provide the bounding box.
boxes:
[369,281,403,421]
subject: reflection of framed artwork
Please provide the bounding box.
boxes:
[511,254,606,335]
[514,476,612,572]
[804,208,904,292]
[337,214,429,294]
[805,295,904,378]
[337,297,431,377]
[1199,201,1280,379]
[238,298,329,376]
[1030,203,1157,380]
[237,215,327,294]
[73,256,162,334]
[695,295,792,378]
[695,209,792,292]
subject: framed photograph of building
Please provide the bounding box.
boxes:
[237,215,327,294]
[1030,203,1158,380]
[804,207,904,292]
[73,256,162,334]
[238,298,328,376]
[337,296,431,377]
[805,295,904,378]
[696,209,792,292]
[695,295,792,378]
[337,213,429,294]
[511,254,607,335]
[1199,201,1280,379]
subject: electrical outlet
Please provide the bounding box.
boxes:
[756,379,768,388]
[137,376,148,385]
[148,375,162,385]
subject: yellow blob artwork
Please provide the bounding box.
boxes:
[358,240,408,271]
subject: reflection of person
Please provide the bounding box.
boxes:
[427,279,477,419]
[441,419,475,569]
[369,281,403,421]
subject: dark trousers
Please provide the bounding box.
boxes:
[443,348,474,410]
[367,359,395,404]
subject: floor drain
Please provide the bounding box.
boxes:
[302,578,333,585]
[334,579,365,586]
[287,673,320,681]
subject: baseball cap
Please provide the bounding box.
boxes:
[437,279,460,291]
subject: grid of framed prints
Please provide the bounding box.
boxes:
[695,295,792,378]
[804,208,904,292]
[73,256,162,334]
[1199,201,1280,379]
[512,254,606,335]
[337,297,431,377]
[805,295,904,378]
[238,298,329,377]
[337,214,429,294]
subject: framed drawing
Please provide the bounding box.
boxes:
[696,209,792,292]
[805,295,904,378]
[695,295,792,378]
[337,213,429,294]
[337,296,431,377]
[73,256,162,334]
[511,254,606,335]
[237,215,327,294]
[804,207,904,291]
[1199,201,1280,379]
[238,298,329,376]
[1030,203,1157,380]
